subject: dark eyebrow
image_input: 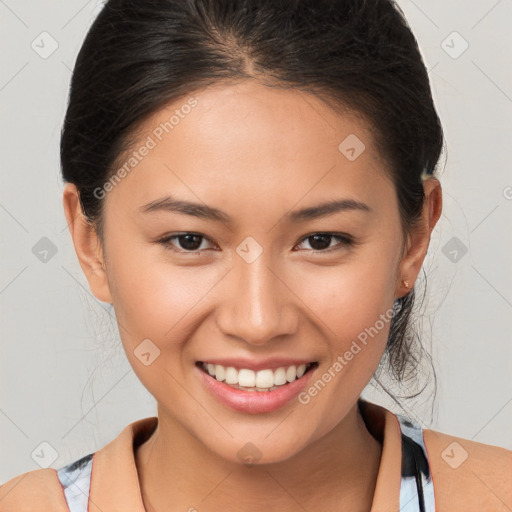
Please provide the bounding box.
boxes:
[140,196,231,222]
[285,198,372,222]
[140,195,372,224]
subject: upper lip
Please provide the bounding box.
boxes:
[197,357,318,372]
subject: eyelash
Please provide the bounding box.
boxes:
[156,232,354,254]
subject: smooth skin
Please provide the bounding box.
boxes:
[63,80,442,511]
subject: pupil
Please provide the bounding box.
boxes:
[309,234,330,250]
[179,234,202,250]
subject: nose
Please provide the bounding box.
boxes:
[215,253,298,346]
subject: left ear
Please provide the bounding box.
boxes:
[396,177,442,298]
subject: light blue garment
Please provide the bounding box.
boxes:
[397,413,436,512]
[57,453,93,512]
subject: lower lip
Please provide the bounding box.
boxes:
[195,362,318,414]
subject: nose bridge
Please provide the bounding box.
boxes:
[217,247,295,345]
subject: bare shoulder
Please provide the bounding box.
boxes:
[423,428,512,511]
[0,468,69,512]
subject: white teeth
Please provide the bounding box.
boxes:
[225,366,238,384]
[201,362,314,390]
[286,366,297,382]
[255,369,274,388]
[238,369,256,387]
[273,367,287,386]
[215,364,225,382]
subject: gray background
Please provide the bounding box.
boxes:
[1,0,511,484]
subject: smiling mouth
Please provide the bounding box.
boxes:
[195,361,319,392]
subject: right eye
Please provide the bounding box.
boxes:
[157,233,216,253]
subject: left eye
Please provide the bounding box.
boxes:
[294,233,353,253]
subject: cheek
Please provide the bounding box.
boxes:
[299,251,398,339]
[106,254,220,394]
[295,246,400,403]
[107,249,223,343]
[292,254,398,418]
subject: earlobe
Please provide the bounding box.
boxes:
[62,183,113,304]
[395,178,442,298]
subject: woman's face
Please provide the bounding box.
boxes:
[72,81,423,464]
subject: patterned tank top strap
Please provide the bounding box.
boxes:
[56,452,94,512]
[396,413,436,512]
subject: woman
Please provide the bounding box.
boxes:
[1,0,510,510]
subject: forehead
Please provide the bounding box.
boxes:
[103,80,393,220]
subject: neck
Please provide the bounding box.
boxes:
[135,399,382,511]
